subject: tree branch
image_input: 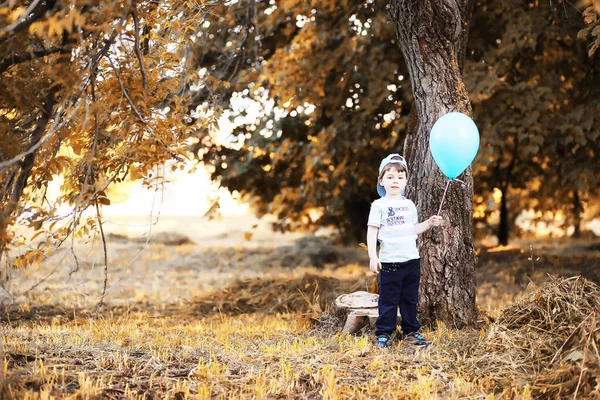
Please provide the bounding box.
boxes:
[95,199,109,308]
[0,88,57,222]
[132,10,148,90]
[0,21,127,172]
[0,47,70,74]
[0,0,42,34]
[107,56,146,125]
[21,264,60,294]
[0,87,58,261]
[0,0,56,46]
[69,72,102,275]
[0,167,17,204]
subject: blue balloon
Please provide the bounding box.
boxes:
[429,112,480,179]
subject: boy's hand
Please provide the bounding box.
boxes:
[369,257,382,274]
[428,215,443,227]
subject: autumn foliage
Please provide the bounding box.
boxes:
[0,1,221,274]
[194,0,600,243]
[1,0,599,276]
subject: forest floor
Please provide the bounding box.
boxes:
[1,220,599,399]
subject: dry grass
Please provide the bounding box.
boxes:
[188,275,366,318]
[469,276,600,399]
[1,294,489,399]
[1,238,599,399]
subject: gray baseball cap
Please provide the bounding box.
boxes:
[377,154,408,197]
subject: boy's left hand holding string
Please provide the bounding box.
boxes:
[414,215,443,235]
[427,215,443,227]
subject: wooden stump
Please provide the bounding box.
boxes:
[332,291,401,334]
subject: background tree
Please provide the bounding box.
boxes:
[194,0,479,325]
[198,0,599,248]
[193,0,600,325]
[468,0,600,244]
[0,0,218,294]
[195,0,414,243]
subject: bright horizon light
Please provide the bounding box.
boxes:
[46,162,249,218]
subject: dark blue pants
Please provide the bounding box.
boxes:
[375,258,421,336]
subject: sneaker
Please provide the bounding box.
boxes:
[375,335,391,349]
[405,332,431,347]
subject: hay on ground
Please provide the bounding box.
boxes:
[191,274,364,317]
[472,276,599,399]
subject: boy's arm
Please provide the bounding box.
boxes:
[366,225,381,273]
[415,216,443,235]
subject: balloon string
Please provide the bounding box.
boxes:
[437,179,451,216]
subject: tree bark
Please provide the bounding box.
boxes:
[498,186,509,246]
[572,189,581,238]
[344,197,371,244]
[389,0,477,328]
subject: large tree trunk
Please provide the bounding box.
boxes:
[498,186,509,246]
[344,197,371,244]
[572,189,581,238]
[389,0,477,328]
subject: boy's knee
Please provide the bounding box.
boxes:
[402,297,418,306]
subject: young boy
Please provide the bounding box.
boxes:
[367,154,443,348]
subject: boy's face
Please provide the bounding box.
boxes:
[379,168,407,197]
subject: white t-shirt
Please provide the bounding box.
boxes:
[367,197,419,263]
